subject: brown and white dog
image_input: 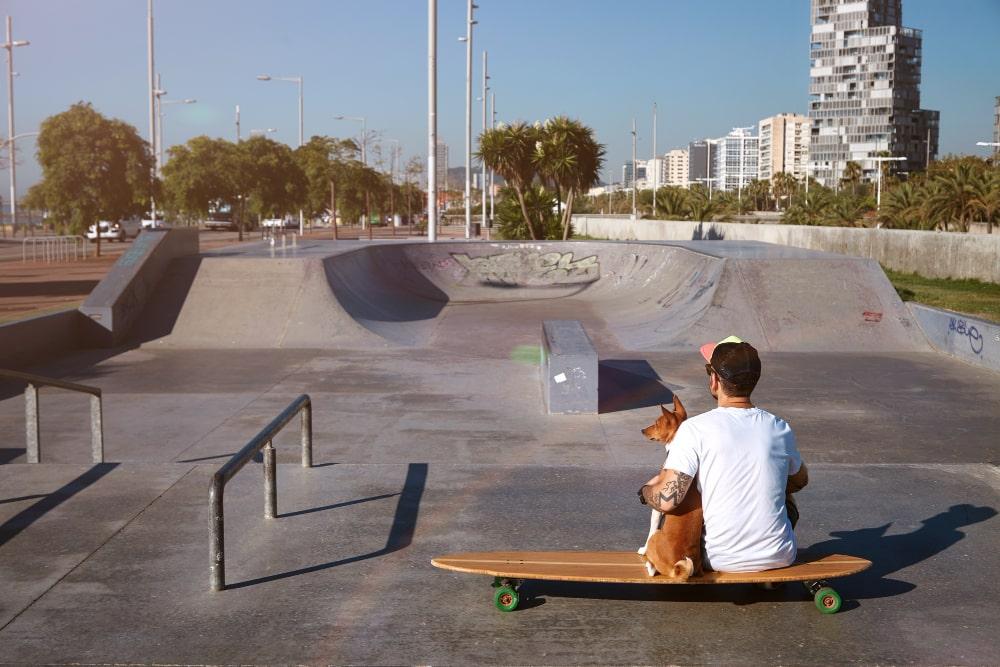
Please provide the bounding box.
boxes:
[638,395,704,579]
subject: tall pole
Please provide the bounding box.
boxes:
[489,91,495,225]
[147,0,156,223]
[156,73,164,175]
[631,118,637,219]
[707,141,712,200]
[298,77,304,235]
[463,0,475,239]
[427,0,438,242]
[651,102,657,218]
[235,105,240,142]
[481,50,488,232]
[4,17,28,237]
[926,126,931,169]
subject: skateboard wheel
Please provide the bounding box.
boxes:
[493,585,519,612]
[814,586,842,614]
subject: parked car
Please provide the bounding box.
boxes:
[262,218,285,229]
[86,218,142,242]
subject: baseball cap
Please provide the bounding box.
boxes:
[700,335,761,383]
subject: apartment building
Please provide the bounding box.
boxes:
[759,113,810,181]
[713,128,759,192]
[808,0,939,185]
[663,148,690,187]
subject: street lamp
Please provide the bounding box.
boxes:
[3,15,29,237]
[479,50,489,234]
[458,0,478,239]
[259,73,304,233]
[428,0,438,243]
[153,74,195,176]
[870,155,907,211]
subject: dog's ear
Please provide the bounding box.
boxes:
[672,394,687,421]
[660,403,671,416]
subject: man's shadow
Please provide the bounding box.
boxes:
[798,503,997,599]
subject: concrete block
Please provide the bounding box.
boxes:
[541,320,598,414]
[909,303,1000,372]
[80,228,199,347]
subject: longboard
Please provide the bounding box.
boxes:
[432,551,871,614]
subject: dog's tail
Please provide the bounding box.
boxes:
[671,557,695,580]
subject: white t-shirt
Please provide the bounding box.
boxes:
[665,407,802,572]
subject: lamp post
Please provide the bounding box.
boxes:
[870,155,906,211]
[258,74,304,234]
[334,114,368,232]
[387,138,400,233]
[427,0,438,243]
[631,118,637,219]
[147,0,156,227]
[651,102,657,217]
[458,0,478,239]
[480,50,489,235]
[154,76,195,177]
[3,15,29,237]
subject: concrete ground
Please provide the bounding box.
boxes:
[0,239,998,665]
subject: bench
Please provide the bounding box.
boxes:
[541,320,598,414]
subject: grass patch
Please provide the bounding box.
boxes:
[883,267,1000,323]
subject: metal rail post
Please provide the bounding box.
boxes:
[90,394,104,463]
[263,441,277,519]
[25,382,39,463]
[209,475,225,591]
[301,401,312,468]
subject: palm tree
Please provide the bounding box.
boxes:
[840,161,863,196]
[771,172,796,211]
[879,182,928,229]
[968,169,1000,234]
[477,121,543,239]
[533,117,605,239]
[744,179,772,212]
[825,196,870,227]
[688,192,718,222]
[924,163,980,232]
[655,187,689,219]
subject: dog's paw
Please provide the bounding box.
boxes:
[637,544,648,556]
[644,560,658,577]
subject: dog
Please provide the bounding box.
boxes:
[638,395,704,579]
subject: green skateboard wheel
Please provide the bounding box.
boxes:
[814,586,842,614]
[493,585,519,612]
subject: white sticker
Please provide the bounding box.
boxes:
[553,373,567,384]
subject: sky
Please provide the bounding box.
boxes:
[4,0,1000,194]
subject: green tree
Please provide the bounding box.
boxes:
[878,182,928,229]
[31,102,155,255]
[162,136,241,226]
[655,187,689,219]
[924,162,980,232]
[493,185,561,239]
[687,190,718,222]
[770,172,797,211]
[533,116,605,239]
[239,136,308,222]
[782,189,832,226]
[969,169,1000,234]
[840,161,863,196]
[478,121,543,239]
[294,136,358,222]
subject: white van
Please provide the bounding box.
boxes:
[86,218,142,242]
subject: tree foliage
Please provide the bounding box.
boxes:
[30,102,154,235]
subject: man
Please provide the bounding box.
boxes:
[639,336,808,572]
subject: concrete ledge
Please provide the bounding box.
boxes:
[909,303,1000,372]
[572,215,1000,284]
[541,320,598,414]
[80,229,199,347]
[0,308,88,370]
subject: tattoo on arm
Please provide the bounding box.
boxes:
[644,471,693,513]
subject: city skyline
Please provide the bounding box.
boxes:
[3,0,1000,195]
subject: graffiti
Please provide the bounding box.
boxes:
[949,317,984,355]
[450,251,600,287]
[863,311,883,323]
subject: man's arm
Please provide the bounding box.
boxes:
[787,461,809,494]
[640,468,694,514]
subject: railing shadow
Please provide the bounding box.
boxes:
[0,463,119,547]
[226,462,427,590]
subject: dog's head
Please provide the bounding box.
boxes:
[641,395,688,443]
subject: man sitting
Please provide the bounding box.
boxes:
[640,336,808,572]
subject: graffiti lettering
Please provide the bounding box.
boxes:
[948,317,984,355]
[450,251,600,287]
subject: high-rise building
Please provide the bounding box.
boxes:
[808,0,939,185]
[623,161,646,188]
[993,96,1000,157]
[688,141,709,187]
[435,142,449,193]
[663,149,690,187]
[713,128,759,192]
[759,113,810,181]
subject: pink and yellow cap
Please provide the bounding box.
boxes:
[700,335,744,363]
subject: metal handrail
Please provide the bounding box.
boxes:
[209,394,313,591]
[21,235,89,263]
[0,369,104,464]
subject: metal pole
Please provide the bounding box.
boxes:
[489,91,495,225]
[631,118,637,219]
[209,475,225,591]
[463,0,474,239]
[301,400,312,467]
[427,0,438,243]
[235,104,240,142]
[707,141,713,200]
[263,441,277,519]
[147,0,156,223]
[298,77,304,235]
[25,382,39,463]
[652,102,657,217]
[481,50,488,235]
[156,73,164,176]
[5,16,26,238]
[90,394,104,464]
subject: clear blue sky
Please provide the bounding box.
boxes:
[6,0,1000,193]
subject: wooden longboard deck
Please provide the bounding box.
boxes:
[431,551,871,584]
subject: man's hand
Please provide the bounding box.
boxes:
[787,462,809,494]
[640,468,694,514]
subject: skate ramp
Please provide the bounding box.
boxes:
[133,241,929,354]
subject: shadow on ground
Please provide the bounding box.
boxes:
[598,360,674,414]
